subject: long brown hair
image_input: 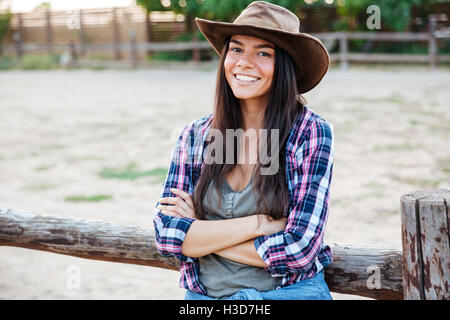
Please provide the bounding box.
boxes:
[193,36,305,220]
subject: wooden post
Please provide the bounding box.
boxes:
[68,41,78,67]
[13,31,22,58]
[428,14,448,69]
[14,13,23,58]
[186,14,200,62]
[428,18,438,69]
[129,29,137,68]
[145,8,152,58]
[78,9,85,56]
[112,7,121,60]
[401,189,450,300]
[339,32,348,70]
[192,36,200,62]
[45,10,52,55]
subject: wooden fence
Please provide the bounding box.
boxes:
[0,189,448,300]
[1,6,188,60]
[1,8,450,68]
[4,30,450,69]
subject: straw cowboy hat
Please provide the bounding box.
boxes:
[195,1,329,94]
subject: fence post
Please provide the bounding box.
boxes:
[129,29,137,68]
[78,9,85,56]
[428,14,448,69]
[69,41,78,67]
[192,36,200,62]
[112,7,121,60]
[13,31,22,58]
[428,17,438,69]
[144,8,152,58]
[45,10,52,55]
[339,32,348,70]
[14,13,23,58]
[401,189,450,300]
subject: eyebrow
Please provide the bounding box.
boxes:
[230,39,275,50]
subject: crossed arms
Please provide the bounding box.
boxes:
[156,190,286,267]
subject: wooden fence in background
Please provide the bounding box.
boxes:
[1,6,188,60]
[0,189,448,299]
[1,7,449,68]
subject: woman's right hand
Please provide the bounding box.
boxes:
[256,215,287,236]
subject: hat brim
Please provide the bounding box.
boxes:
[195,17,329,94]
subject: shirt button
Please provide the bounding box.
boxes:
[225,193,235,217]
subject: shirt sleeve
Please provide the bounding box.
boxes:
[254,120,334,277]
[153,122,197,262]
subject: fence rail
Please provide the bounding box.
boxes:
[2,30,450,68]
[0,188,448,300]
[0,208,403,300]
[314,30,450,69]
[2,8,449,67]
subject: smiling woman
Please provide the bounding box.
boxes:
[153,1,334,301]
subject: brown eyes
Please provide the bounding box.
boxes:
[258,52,271,57]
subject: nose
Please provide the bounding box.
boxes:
[237,52,254,69]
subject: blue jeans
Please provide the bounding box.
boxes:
[184,270,333,300]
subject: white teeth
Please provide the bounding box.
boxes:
[235,74,259,82]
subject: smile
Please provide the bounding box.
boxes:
[234,74,261,83]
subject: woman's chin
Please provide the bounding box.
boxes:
[231,91,261,101]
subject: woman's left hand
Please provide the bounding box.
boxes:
[157,188,196,219]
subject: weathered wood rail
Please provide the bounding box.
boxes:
[0,189,448,300]
[0,208,403,300]
[3,30,450,68]
[3,9,449,68]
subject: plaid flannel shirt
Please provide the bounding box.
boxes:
[153,106,334,295]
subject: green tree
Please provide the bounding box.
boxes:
[33,2,51,11]
[330,0,442,32]
[170,0,204,37]
[136,0,170,12]
[167,0,304,40]
[199,0,302,22]
[0,1,12,56]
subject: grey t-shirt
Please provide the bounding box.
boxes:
[198,177,281,298]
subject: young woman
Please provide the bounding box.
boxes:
[153,1,334,300]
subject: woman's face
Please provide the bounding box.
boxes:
[224,35,275,105]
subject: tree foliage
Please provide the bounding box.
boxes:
[331,0,441,31]
[33,2,51,12]
[138,0,303,22]
[136,0,171,13]
[199,0,302,21]
[0,1,12,44]
[170,0,203,17]
[136,0,446,32]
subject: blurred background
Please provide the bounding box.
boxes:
[1,0,450,68]
[0,0,449,300]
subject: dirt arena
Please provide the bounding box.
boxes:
[0,65,449,299]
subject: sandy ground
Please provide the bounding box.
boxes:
[0,66,449,300]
